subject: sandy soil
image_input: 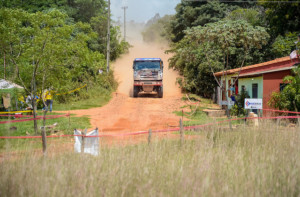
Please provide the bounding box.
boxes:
[61,40,185,134]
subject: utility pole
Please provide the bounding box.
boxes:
[121,6,128,41]
[106,0,111,73]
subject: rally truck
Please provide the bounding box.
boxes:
[133,58,163,98]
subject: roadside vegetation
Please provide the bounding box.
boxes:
[0,114,90,151]
[1,124,299,196]
[0,0,127,110]
[143,0,300,99]
[0,0,127,135]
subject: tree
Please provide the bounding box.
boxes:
[271,32,300,58]
[226,8,265,27]
[142,15,173,43]
[269,65,300,112]
[0,8,109,153]
[0,0,130,62]
[168,19,269,97]
[259,0,300,38]
[170,0,241,42]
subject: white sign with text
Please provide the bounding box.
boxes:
[244,99,263,109]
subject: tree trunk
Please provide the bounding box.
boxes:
[3,51,6,80]
[32,76,38,134]
[42,109,47,155]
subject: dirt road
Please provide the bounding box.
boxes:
[64,40,184,133]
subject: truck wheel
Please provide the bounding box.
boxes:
[158,87,163,98]
[133,86,139,98]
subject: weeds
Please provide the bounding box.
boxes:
[0,124,299,196]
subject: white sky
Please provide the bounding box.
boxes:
[111,0,181,23]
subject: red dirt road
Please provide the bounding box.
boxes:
[62,41,184,134]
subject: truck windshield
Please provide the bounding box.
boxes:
[134,61,161,70]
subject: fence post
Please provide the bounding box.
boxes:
[148,129,152,145]
[68,113,71,129]
[180,118,184,144]
[41,111,47,156]
[81,128,87,154]
[276,117,280,131]
[41,127,47,156]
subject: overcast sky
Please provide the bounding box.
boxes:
[111,0,181,23]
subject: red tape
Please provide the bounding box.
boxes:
[262,108,300,115]
[1,115,299,139]
[0,114,70,124]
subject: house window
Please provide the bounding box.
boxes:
[280,83,287,92]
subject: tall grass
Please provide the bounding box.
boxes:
[0,122,299,196]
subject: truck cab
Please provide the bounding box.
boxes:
[133,58,163,98]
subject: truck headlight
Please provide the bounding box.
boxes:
[134,71,140,80]
[158,71,163,79]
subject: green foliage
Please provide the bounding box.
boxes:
[170,1,240,42]
[0,0,129,62]
[167,0,300,98]
[259,0,300,37]
[0,8,114,104]
[231,89,250,116]
[268,65,300,112]
[142,15,173,43]
[0,0,107,23]
[89,15,130,61]
[168,19,269,97]
[272,32,300,57]
[226,8,265,27]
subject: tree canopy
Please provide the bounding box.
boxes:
[0,0,128,103]
[156,0,300,97]
[167,19,269,97]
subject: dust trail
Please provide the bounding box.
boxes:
[59,27,184,133]
[113,30,181,98]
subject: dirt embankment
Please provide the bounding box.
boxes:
[64,38,184,133]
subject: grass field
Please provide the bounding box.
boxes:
[0,122,299,196]
[0,113,90,152]
[55,87,113,111]
[1,95,299,196]
[0,85,113,151]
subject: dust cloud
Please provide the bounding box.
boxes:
[113,24,181,98]
[60,26,184,133]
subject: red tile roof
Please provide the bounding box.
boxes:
[214,56,298,77]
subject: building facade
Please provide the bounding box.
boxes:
[214,56,300,112]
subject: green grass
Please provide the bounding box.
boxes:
[0,112,90,151]
[0,85,114,151]
[54,88,112,111]
[182,93,212,104]
[175,96,245,127]
[0,125,299,196]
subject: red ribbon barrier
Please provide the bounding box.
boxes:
[262,108,300,115]
[1,115,299,139]
[0,114,70,124]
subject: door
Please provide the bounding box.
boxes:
[252,83,258,113]
[252,83,258,98]
[222,80,226,101]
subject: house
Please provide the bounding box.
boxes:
[214,56,300,112]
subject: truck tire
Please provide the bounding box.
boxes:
[133,86,139,98]
[158,87,163,98]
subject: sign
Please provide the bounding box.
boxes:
[221,100,235,106]
[245,99,262,109]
